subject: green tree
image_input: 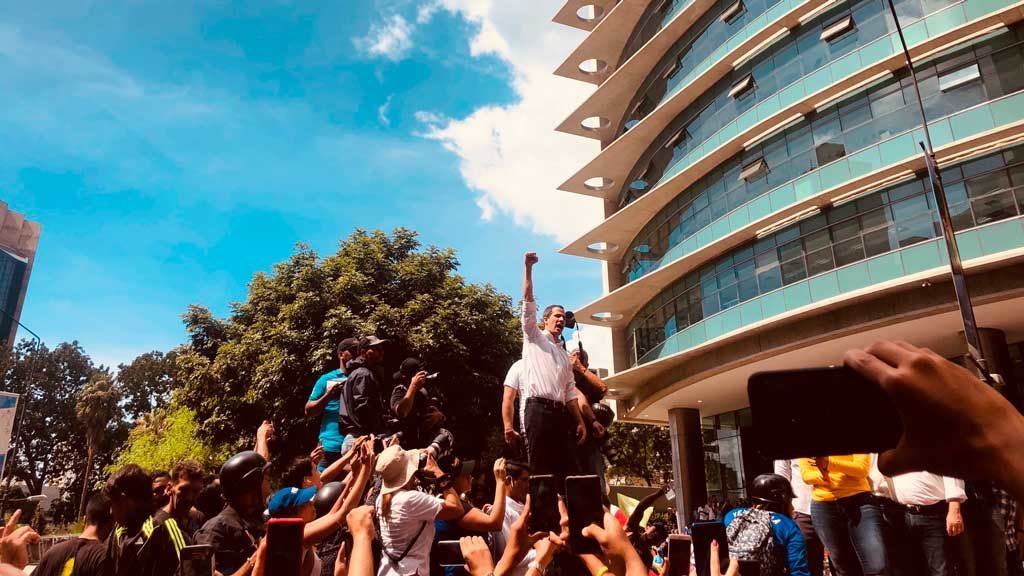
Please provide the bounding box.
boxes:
[112,402,232,473]
[116,350,179,421]
[76,375,122,516]
[606,423,674,486]
[176,229,521,467]
[0,341,96,495]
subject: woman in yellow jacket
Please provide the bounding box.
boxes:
[800,455,889,576]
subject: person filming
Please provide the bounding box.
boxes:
[390,357,449,451]
[514,251,586,484]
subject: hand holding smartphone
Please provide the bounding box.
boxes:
[565,475,603,554]
[748,366,902,459]
[666,535,691,576]
[266,518,304,576]
[180,545,214,576]
[528,475,561,534]
[691,522,728,576]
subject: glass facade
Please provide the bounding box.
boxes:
[625,145,1024,366]
[620,0,958,144]
[703,408,755,503]
[620,27,1024,284]
[0,250,27,347]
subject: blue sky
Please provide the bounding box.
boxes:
[3,1,609,369]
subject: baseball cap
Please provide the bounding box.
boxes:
[399,358,422,377]
[268,486,317,518]
[337,337,360,356]
[359,335,389,350]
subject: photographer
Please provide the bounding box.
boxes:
[390,357,448,451]
[375,445,466,576]
[570,348,612,493]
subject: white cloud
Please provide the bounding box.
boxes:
[409,1,613,369]
[378,94,393,126]
[413,1,604,245]
[354,14,414,61]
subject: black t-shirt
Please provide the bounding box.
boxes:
[104,518,182,576]
[389,384,441,448]
[195,505,263,574]
[35,537,107,576]
[152,507,205,540]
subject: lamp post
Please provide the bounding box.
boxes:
[0,310,41,518]
[884,0,1001,384]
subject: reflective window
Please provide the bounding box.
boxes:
[625,145,1024,365]
[620,27,1024,285]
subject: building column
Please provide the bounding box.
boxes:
[966,327,1021,410]
[667,408,706,529]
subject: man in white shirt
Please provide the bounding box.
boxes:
[871,458,966,576]
[515,252,587,483]
[776,459,824,576]
[502,359,527,457]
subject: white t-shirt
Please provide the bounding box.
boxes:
[774,459,814,515]
[504,360,527,434]
[493,497,536,576]
[377,490,444,576]
[520,301,576,403]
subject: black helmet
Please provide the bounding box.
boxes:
[750,474,795,508]
[220,451,269,500]
[314,481,347,519]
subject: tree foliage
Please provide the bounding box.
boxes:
[0,341,110,495]
[76,374,122,514]
[606,423,674,486]
[116,350,179,421]
[176,229,521,467]
[112,402,232,474]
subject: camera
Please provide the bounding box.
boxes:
[564,310,577,329]
[427,429,454,462]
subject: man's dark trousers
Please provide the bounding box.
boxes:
[524,397,576,489]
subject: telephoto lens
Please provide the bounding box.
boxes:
[428,429,454,461]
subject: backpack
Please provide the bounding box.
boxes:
[726,508,780,576]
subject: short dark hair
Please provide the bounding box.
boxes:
[171,460,204,483]
[281,457,313,489]
[542,305,565,319]
[506,460,531,479]
[85,492,113,526]
[151,470,170,482]
[107,465,152,503]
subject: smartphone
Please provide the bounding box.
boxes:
[748,366,902,460]
[266,517,305,576]
[691,521,728,576]
[665,488,676,501]
[373,435,386,454]
[565,475,603,554]
[528,474,561,534]
[180,544,214,576]
[666,535,692,576]
[436,540,464,567]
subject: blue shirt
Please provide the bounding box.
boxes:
[309,369,346,452]
[724,508,810,576]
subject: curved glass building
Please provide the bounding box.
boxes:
[555,0,1024,518]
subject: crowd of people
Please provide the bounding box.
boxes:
[0,252,1019,576]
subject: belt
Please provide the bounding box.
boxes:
[890,500,948,515]
[526,396,566,410]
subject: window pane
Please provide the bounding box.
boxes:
[806,246,836,276]
[781,258,807,284]
[834,237,866,266]
[758,265,783,292]
[719,284,739,310]
[863,226,894,256]
[738,276,759,301]
[972,189,1018,224]
[896,213,936,247]
[779,239,804,261]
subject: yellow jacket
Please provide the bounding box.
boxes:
[799,455,872,501]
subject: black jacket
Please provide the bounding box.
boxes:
[195,505,263,575]
[338,357,388,436]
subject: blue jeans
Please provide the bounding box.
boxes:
[317,449,342,472]
[881,500,949,576]
[812,494,889,576]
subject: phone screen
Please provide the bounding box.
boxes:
[180,545,214,576]
[529,474,561,534]
[666,535,691,576]
[267,518,305,576]
[748,366,902,460]
[436,540,464,567]
[691,522,728,576]
[565,475,603,554]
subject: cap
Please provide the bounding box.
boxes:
[399,358,422,377]
[359,335,389,350]
[338,337,360,356]
[268,486,318,517]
